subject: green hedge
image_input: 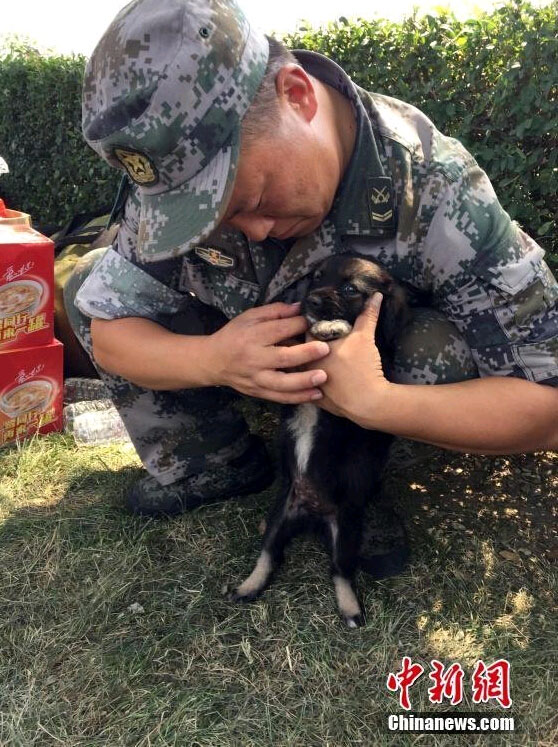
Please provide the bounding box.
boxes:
[0,1,556,267]
[0,45,119,232]
[284,1,557,266]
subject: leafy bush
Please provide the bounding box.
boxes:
[0,40,119,231]
[0,2,555,267]
[285,1,557,266]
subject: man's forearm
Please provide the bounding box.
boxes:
[91,317,214,390]
[370,377,558,454]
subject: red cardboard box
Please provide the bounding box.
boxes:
[0,340,63,447]
[0,199,54,351]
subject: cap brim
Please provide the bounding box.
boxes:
[136,135,239,262]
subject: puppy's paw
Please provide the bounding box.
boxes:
[344,612,365,629]
[309,319,352,341]
[225,585,261,603]
[333,575,364,628]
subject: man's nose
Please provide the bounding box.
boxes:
[226,214,275,242]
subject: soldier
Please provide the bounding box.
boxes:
[65,0,558,516]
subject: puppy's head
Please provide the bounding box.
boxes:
[302,256,409,353]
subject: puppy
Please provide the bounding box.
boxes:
[228,256,410,628]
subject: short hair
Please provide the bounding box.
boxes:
[240,36,298,148]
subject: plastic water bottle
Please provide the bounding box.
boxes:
[64,399,114,423]
[63,399,131,446]
[64,377,109,404]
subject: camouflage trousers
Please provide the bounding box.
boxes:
[64,248,479,485]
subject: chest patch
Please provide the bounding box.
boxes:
[194,246,236,269]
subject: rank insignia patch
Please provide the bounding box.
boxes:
[367,176,396,231]
[114,148,158,186]
[194,246,236,269]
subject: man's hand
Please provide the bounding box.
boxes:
[207,302,330,403]
[312,293,390,423]
[309,293,558,453]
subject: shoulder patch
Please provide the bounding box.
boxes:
[367,176,395,230]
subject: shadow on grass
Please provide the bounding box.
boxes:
[0,434,556,745]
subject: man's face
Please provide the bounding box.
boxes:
[221,110,340,243]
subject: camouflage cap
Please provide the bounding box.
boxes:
[82,0,269,262]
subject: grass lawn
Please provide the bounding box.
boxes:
[0,402,556,746]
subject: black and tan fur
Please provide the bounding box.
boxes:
[228,256,410,628]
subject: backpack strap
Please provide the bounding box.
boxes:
[53,176,131,252]
[106,174,131,229]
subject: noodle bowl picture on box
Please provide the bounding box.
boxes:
[0,340,63,446]
[0,199,54,351]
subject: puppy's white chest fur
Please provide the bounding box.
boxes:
[288,403,319,474]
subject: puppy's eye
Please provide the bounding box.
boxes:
[340,282,360,297]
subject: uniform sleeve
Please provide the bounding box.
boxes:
[74,187,186,323]
[74,246,186,322]
[424,163,558,386]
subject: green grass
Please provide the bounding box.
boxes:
[0,423,556,746]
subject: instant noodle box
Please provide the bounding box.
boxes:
[0,339,63,447]
[0,199,54,351]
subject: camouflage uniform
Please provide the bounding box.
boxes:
[66,6,558,485]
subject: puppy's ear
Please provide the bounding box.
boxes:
[376,282,410,356]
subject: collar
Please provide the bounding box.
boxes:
[263,50,396,302]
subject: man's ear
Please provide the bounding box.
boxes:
[376,283,410,355]
[275,65,318,123]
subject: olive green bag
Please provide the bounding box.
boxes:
[51,177,129,377]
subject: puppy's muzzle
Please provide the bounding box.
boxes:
[303,292,353,341]
[305,293,324,315]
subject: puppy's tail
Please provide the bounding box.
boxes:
[358,506,411,578]
[358,544,410,579]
